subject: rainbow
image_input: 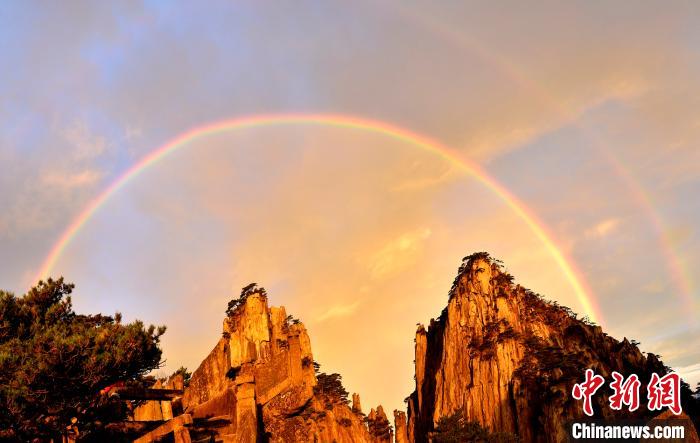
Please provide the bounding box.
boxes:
[34,113,604,325]
[392,4,696,323]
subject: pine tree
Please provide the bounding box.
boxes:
[0,278,166,441]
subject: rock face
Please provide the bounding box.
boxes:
[366,405,393,442]
[643,410,700,443]
[136,286,391,442]
[406,252,697,442]
[352,392,363,414]
[131,254,699,443]
[132,375,185,422]
[394,410,408,443]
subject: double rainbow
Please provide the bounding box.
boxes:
[391,5,695,322]
[34,113,603,325]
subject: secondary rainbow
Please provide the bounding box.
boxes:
[34,113,604,325]
[394,5,695,322]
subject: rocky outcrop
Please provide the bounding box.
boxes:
[394,410,408,443]
[367,405,393,442]
[406,252,697,442]
[352,392,363,414]
[134,285,389,442]
[643,410,700,443]
[132,374,184,422]
[128,254,699,443]
[133,414,192,443]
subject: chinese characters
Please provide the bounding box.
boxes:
[572,370,682,416]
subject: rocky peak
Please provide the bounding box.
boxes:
[406,252,698,442]
[367,405,393,442]
[394,410,408,443]
[129,255,698,442]
[136,285,392,442]
[352,392,363,414]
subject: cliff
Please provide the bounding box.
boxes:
[129,254,698,442]
[406,252,697,442]
[134,285,392,442]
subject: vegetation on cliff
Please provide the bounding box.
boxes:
[366,407,392,440]
[431,411,517,443]
[226,282,267,316]
[409,252,700,441]
[3,255,698,442]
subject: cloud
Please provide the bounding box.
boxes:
[459,82,648,163]
[0,166,101,239]
[41,169,102,190]
[61,119,109,160]
[315,300,362,322]
[367,228,432,279]
[2,0,700,419]
[391,164,457,192]
[675,362,700,385]
[585,218,621,239]
[124,125,143,142]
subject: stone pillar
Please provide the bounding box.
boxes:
[352,393,362,414]
[414,325,427,410]
[288,334,303,385]
[394,410,408,443]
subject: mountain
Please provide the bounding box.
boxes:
[134,284,392,442]
[130,253,698,442]
[406,252,698,442]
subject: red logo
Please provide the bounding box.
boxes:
[573,370,682,416]
[609,371,641,412]
[647,372,682,415]
[572,368,606,416]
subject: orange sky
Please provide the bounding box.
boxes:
[1,1,699,415]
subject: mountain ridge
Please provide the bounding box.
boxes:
[406,252,698,442]
[130,252,698,442]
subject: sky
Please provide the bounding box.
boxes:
[1,1,699,416]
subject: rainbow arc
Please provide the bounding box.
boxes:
[35,113,604,325]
